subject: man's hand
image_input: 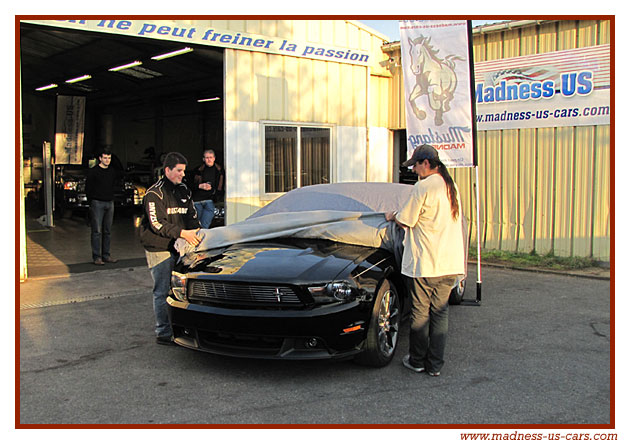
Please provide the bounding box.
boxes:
[180,229,201,247]
[199,182,212,191]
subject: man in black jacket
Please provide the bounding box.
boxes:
[140,152,201,345]
[191,149,224,228]
[86,149,118,265]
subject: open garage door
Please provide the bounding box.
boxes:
[20,22,225,277]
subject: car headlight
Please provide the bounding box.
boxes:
[63,181,78,191]
[308,281,358,303]
[171,272,188,302]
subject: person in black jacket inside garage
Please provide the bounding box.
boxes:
[140,152,201,345]
[191,149,224,229]
[86,149,119,265]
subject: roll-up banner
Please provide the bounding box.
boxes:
[54,95,85,165]
[399,20,476,168]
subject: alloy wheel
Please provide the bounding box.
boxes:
[376,289,399,358]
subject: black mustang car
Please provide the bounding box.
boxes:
[168,182,466,367]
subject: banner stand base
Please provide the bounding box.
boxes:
[460,281,482,306]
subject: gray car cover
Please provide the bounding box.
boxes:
[175,183,413,264]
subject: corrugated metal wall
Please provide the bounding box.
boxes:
[389,20,611,261]
[218,19,390,125]
[218,20,392,222]
[226,50,369,125]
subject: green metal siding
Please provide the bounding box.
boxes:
[391,19,611,261]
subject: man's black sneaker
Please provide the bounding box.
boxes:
[156,336,174,346]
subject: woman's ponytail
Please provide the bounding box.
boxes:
[429,159,459,220]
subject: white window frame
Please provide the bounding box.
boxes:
[260,121,335,201]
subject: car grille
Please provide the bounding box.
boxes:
[188,280,302,307]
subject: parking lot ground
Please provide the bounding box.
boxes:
[18,265,610,425]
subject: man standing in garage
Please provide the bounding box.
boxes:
[385,144,465,376]
[140,152,201,345]
[86,148,118,265]
[191,149,224,229]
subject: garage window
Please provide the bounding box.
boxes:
[264,125,331,194]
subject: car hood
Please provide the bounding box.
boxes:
[182,239,376,284]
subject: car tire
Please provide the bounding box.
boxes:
[449,278,466,305]
[355,279,401,367]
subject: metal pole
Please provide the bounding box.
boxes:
[42,141,54,227]
[468,21,482,304]
[475,165,482,302]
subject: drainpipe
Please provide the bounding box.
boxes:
[366,65,370,182]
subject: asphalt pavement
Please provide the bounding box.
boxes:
[18,264,611,426]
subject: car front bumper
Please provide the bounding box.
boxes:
[66,195,89,208]
[167,296,371,360]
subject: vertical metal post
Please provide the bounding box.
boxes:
[19,89,28,281]
[468,21,482,303]
[42,141,54,227]
[475,165,482,302]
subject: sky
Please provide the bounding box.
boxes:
[359,20,503,42]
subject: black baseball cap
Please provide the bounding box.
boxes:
[402,144,440,167]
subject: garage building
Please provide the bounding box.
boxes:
[18,18,611,281]
[19,19,393,280]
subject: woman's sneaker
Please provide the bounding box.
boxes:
[402,355,425,373]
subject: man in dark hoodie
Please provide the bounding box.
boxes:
[140,152,201,345]
[86,149,119,265]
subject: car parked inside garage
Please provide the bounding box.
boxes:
[54,153,137,217]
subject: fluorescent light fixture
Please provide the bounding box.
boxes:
[35,83,58,91]
[65,74,92,84]
[151,47,193,61]
[109,61,143,72]
[197,97,221,103]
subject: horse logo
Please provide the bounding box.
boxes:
[407,36,465,126]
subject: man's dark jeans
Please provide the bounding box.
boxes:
[89,199,114,261]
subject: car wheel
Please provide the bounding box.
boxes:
[449,278,466,305]
[355,279,400,367]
